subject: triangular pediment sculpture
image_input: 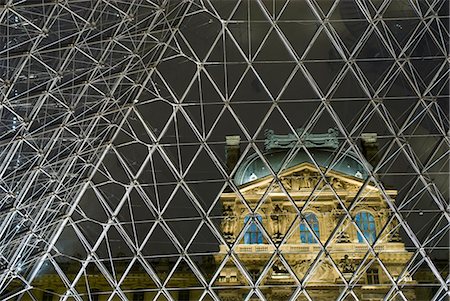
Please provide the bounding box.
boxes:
[231,163,393,197]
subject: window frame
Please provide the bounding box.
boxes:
[366,267,379,285]
[299,212,320,243]
[355,211,377,244]
[244,214,263,244]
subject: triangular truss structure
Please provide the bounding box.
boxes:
[0,0,448,300]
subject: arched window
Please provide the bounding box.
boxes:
[355,212,377,244]
[244,215,263,244]
[300,213,320,243]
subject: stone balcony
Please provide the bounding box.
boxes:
[220,242,409,257]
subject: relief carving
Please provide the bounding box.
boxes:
[272,260,288,275]
[343,182,360,191]
[293,260,310,279]
[244,170,361,194]
[300,170,315,188]
[330,177,344,189]
[313,261,338,281]
[280,178,292,190]
[294,259,338,282]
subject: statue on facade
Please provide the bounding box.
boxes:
[330,177,344,189]
[272,260,288,275]
[300,170,313,188]
[339,255,355,273]
[222,205,236,242]
[271,204,287,242]
[280,177,292,190]
[385,214,402,242]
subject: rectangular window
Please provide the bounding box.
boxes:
[133,291,145,301]
[367,268,379,284]
[244,215,263,244]
[299,213,319,243]
[178,290,190,301]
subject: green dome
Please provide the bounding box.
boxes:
[234,149,370,186]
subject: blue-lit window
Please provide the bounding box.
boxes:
[244,215,263,244]
[355,212,377,244]
[300,213,320,243]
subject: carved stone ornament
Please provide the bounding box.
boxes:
[272,261,288,274]
[270,204,288,242]
[280,177,292,190]
[330,177,344,189]
[339,255,355,273]
[294,259,338,282]
[221,205,236,242]
[244,169,361,194]
[264,128,339,150]
[389,218,402,242]
[293,260,310,279]
[312,260,338,282]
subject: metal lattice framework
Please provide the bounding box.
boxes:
[0,0,449,300]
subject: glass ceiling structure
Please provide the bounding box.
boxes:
[0,0,449,300]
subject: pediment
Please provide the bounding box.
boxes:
[238,163,378,194]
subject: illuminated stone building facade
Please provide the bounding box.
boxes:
[215,130,415,300]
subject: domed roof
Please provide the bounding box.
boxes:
[234,148,370,186]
